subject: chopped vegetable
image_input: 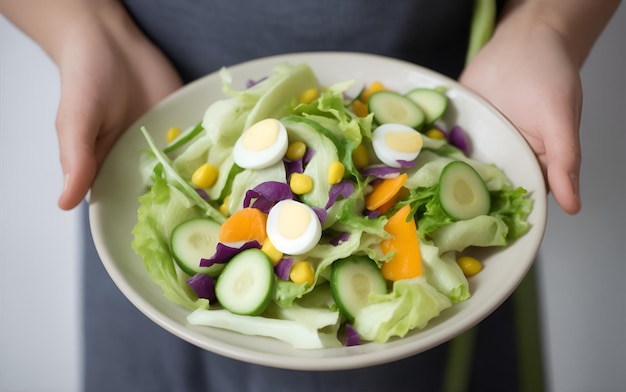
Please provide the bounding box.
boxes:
[327,160,345,185]
[405,88,448,125]
[199,240,261,268]
[285,141,307,161]
[425,127,447,140]
[289,173,314,195]
[456,255,483,277]
[170,218,222,276]
[187,273,217,303]
[218,207,268,244]
[289,261,315,286]
[359,81,386,103]
[447,126,469,155]
[438,161,490,220]
[351,99,369,117]
[330,256,387,321]
[215,248,274,316]
[351,143,369,169]
[261,239,283,265]
[299,87,319,104]
[345,324,361,346]
[368,91,425,129]
[274,257,295,280]
[166,127,182,143]
[187,308,341,349]
[191,163,219,189]
[380,205,422,281]
[243,181,292,213]
[364,173,408,211]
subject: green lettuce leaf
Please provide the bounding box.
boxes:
[131,165,209,310]
[353,277,452,343]
[419,240,470,303]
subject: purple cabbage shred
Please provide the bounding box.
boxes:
[325,180,355,209]
[330,232,350,246]
[396,159,415,169]
[245,76,268,89]
[448,125,470,155]
[195,188,210,201]
[274,257,295,280]
[243,181,293,213]
[303,147,315,165]
[186,274,217,303]
[284,158,304,177]
[312,207,328,225]
[360,164,401,179]
[345,324,361,346]
[366,209,381,219]
[199,241,261,267]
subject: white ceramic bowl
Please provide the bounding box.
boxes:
[89,52,547,371]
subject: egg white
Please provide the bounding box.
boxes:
[371,123,423,168]
[266,199,322,255]
[233,119,288,169]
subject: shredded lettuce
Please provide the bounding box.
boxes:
[187,308,341,349]
[354,277,452,343]
[131,165,209,310]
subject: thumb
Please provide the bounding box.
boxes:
[55,87,100,211]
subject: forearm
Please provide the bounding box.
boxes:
[496,0,621,68]
[0,0,143,66]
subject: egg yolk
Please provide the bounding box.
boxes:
[384,131,423,153]
[278,202,311,240]
[242,119,280,151]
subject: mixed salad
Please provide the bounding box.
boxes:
[131,62,533,349]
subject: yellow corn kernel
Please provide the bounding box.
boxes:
[166,127,182,143]
[425,128,446,140]
[352,99,369,117]
[289,261,314,286]
[219,195,230,217]
[360,81,386,103]
[457,256,483,277]
[285,141,307,161]
[328,161,345,185]
[261,240,283,266]
[192,163,219,189]
[290,173,313,195]
[351,143,369,169]
[299,87,319,104]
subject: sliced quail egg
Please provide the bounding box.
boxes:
[233,118,288,169]
[371,123,423,168]
[266,199,322,255]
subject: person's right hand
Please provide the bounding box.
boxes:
[52,3,182,210]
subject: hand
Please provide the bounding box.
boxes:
[53,4,182,210]
[460,8,583,215]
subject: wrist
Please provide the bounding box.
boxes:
[495,0,621,69]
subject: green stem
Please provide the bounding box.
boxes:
[466,0,497,64]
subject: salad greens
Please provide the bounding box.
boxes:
[131,62,532,348]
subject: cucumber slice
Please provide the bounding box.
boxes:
[170,218,223,276]
[368,91,425,129]
[330,256,387,321]
[215,249,274,316]
[405,88,448,125]
[438,161,491,220]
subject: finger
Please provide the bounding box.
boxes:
[55,85,101,211]
[541,92,583,214]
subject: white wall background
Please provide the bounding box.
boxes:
[1,4,624,391]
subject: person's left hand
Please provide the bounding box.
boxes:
[460,10,583,215]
